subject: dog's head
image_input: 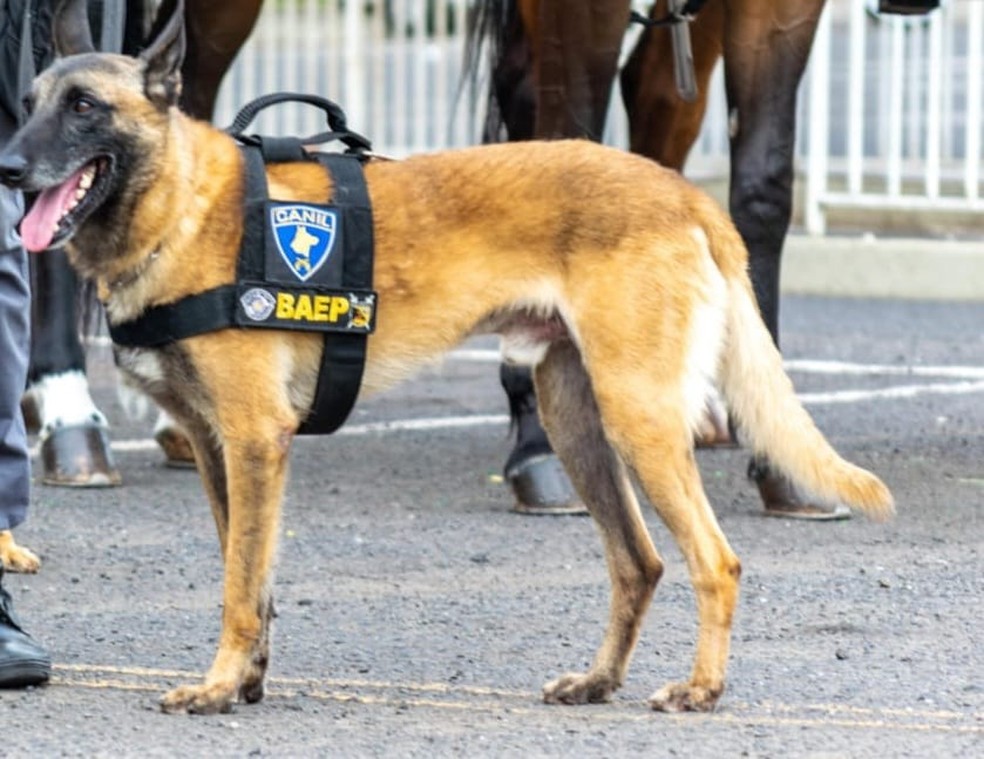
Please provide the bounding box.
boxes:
[0,0,185,256]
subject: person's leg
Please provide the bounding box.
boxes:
[0,187,31,537]
[0,184,40,572]
[0,141,51,684]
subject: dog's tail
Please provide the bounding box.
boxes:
[704,214,894,521]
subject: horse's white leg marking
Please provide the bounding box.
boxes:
[27,370,108,438]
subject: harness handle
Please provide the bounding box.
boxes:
[225,92,372,154]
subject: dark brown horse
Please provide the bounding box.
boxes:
[470,0,836,517]
[26,0,263,485]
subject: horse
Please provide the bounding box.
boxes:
[467,0,852,517]
[24,0,263,486]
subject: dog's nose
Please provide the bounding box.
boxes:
[0,153,29,188]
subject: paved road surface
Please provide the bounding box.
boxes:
[2,295,983,757]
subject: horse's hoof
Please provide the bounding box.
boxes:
[40,424,122,488]
[507,454,587,516]
[154,426,196,469]
[749,460,851,521]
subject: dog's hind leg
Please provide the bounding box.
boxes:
[588,366,741,713]
[534,342,664,705]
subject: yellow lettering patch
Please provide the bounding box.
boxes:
[276,292,350,323]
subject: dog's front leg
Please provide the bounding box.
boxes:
[179,427,275,706]
[160,430,289,714]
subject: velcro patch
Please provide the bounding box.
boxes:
[236,284,376,333]
[269,203,338,282]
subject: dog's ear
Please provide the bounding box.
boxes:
[139,0,187,109]
[52,0,96,57]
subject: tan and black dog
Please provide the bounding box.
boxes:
[0,0,892,715]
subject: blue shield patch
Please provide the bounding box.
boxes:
[270,204,338,282]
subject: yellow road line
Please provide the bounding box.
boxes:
[49,664,982,734]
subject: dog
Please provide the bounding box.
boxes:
[0,0,893,715]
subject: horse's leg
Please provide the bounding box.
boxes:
[621,0,725,171]
[722,0,846,518]
[501,363,586,515]
[24,250,121,487]
[484,2,575,512]
[620,1,735,447]
[179,0,264,121]
[484,0,536,142]
[491,0,630,515]
[723,0,825,343]
[530,0,631,139]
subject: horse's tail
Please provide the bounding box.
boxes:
[461,0,530,143]
[704,213,895,521]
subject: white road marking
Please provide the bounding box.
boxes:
[98,415,513,454]
[784,358,984,380]
[451,348,984,380]
[799,379,984,405]
[36,354,984,457]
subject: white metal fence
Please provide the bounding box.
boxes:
[804,0,983,233]
[213,0,481,156]
[213,0,984,236]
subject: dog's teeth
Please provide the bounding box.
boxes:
[75,187,87,200]
[79,168,94,189]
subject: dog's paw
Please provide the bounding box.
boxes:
[542,671,618,705]
[647,681,722,712]
[0,532,41,573]
[160,682,237,715]
[240,676,265,704]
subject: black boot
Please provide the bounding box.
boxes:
[0,564,51,688]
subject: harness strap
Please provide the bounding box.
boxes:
[108,286,238,348]
[297,153,374,435]
[238,145,271,282]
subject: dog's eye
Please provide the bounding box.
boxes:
[72,97,95,115]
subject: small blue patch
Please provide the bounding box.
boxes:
[270,204,338,282]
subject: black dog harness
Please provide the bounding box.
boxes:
[109,94,377,435]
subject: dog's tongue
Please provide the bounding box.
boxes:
[19,167,87,253]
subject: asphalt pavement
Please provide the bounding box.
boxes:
[2,237,984,756]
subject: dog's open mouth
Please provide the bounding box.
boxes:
[20,157,111,253]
